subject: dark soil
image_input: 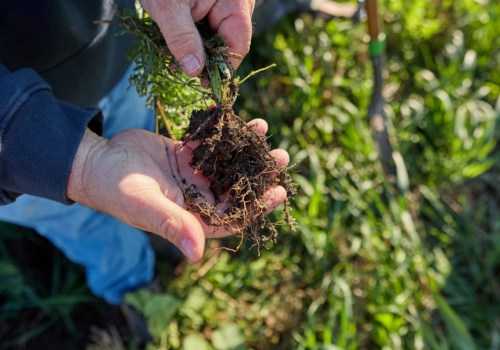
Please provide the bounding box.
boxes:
[180,104,296,250]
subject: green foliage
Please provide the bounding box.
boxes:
[121,12,211,136]
[434,294,476,350]
[122,11,251,138]
[0,223,94,348]
[125,289,181,340]
[211,324,247,350]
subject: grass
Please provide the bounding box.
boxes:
[0,223,98,348]
[1,0,499,349]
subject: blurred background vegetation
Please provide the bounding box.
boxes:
[1,0,499,349]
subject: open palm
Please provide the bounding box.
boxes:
[68,119,288,261]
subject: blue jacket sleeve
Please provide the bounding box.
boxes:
[0,65,103,205]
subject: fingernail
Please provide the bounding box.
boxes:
[181,237,197,261]
[181,55,201,76]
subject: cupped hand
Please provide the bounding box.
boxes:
[67,119,288,262]
[141,0,255,76]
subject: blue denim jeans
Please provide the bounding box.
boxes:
[0,66,156,304]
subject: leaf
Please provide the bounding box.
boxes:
[212,324,247,350]
[124,289,181,340]
[183,333,210,350]
[393,151,409,193]
[418,317,445,350]
[434,294,476,350]
[0,260,26,300]
[462,159,495,178]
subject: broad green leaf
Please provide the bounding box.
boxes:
[183,333,210,350]
[212,324,247,350]
[124,289,181,340]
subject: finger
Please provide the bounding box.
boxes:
[263,148,289,182]
[263,185,287,214]
[269,149,290,169]
[151,1,205,77]
[139,192,206,262]
[208,1,253,69]
[245,118,268,135]
[202,185,287,239]
[213,147,288,208]
[195,211,233,239]
[191,0,217,21]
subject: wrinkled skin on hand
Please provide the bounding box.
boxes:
[141,0,255,76]
[67,119,289,262]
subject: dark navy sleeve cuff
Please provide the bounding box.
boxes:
[0,65,103,204]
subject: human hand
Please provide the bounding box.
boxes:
[141,0,255,76]
[67,119,288,262]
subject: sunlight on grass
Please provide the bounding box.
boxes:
[132,0,499,348]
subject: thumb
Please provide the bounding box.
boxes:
[150,2,205,77]
[145,192,206,262]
